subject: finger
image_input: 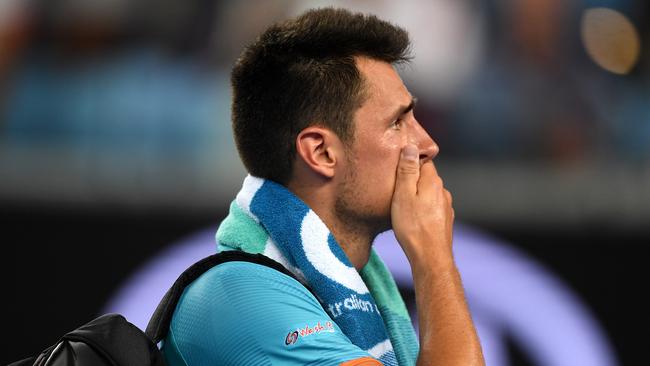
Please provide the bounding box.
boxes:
[429,160,439,177]
[445,189,452,205]
[418,161,439,193]
[393,144,420,198]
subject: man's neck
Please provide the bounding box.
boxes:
[288,180,375,271]
[323,211,375,271]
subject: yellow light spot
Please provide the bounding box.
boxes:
[581,7,640,75]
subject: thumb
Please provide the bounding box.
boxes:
[394,144,420,198]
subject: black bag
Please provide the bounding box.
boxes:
[10,251,297,366]
[8,314,165,366]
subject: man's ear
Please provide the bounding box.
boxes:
[295,126,343,179]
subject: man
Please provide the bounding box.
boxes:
[161,8,484,366]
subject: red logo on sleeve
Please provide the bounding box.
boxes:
[285,321,334,346]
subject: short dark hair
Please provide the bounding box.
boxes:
[231,7,411,185]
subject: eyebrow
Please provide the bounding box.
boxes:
[390,97,418,121]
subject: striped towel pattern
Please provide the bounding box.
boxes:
[216,175,419,365]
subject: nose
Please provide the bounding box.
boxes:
[412,120,438,164]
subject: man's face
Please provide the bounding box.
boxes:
[335,57,438,232]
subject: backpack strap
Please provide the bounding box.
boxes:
[145,251,300,343]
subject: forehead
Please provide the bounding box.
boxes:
[355,57,411,113]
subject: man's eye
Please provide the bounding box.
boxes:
[390,119,402,129]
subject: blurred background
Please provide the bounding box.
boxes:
[2,0,647,365]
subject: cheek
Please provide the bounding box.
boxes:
[379,129,408,151]
[353,131,404,193]
[359,146,400,177]
[368,149,402,197]
[378,137,405,175]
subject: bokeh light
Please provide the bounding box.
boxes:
[581,7,641,75]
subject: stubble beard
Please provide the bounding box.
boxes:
[334,159,392,242]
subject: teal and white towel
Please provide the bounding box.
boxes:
[216,175,419,366]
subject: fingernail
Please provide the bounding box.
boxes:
[402,144,418,161]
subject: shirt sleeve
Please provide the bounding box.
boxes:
[162,261,373,366]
